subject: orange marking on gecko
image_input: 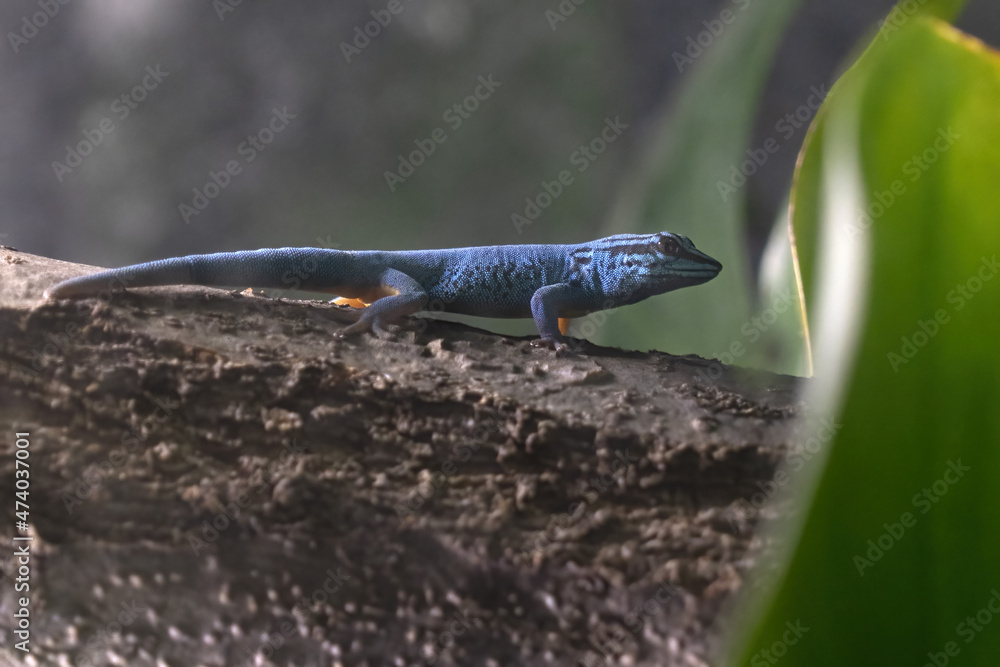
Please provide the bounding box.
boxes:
[332,297,368,308]
[558,318,571,335]
[323,284,398,308]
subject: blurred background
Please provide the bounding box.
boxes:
[3,0,997,367]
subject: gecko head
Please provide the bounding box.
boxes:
[592,232,722,303]
[649,232,723,286]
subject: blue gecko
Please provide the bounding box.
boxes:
[45,232,722,350]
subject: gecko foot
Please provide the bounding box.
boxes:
[530,338,570,355]
[333,321,367,339]
[371,321,402,340]
[334,318,406,341]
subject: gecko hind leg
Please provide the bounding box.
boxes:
[333,269,428,340]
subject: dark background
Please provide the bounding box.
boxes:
[3,0,997,344]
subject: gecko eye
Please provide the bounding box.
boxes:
[657,235,679,255]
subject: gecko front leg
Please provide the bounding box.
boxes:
[528,283,581,353]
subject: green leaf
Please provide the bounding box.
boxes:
[595,0,803,369]
[757,200,812,376]
[728,16,1000,667]
[911,0,967,22]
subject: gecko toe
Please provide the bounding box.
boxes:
[371,321,399,340]
[530,338,570,354]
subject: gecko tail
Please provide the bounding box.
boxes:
[44,248,340,299]
[45,255,199,299]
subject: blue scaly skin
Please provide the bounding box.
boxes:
[44,232,722,351]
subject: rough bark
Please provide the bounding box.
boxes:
[0,247,802,667]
